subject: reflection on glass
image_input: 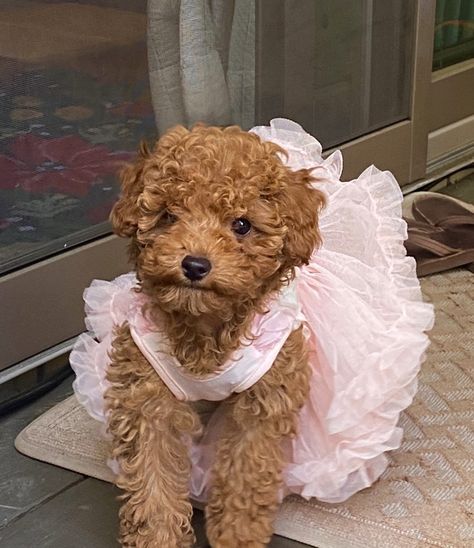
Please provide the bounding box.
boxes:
[433,0,474,70]
[1,0,418,273]
[0,0,156,274]
[148,0,414,150]
[255,0,415,148]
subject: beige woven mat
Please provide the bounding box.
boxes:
[16,269,474,547]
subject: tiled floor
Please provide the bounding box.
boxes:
[430,166,474,204]
[439,170,474,204]
[0,377,310,548]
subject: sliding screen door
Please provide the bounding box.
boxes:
[256,0,436,184]
[0,1,154,371]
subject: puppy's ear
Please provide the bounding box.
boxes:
[281,168,326,268]
[109,141,150,237]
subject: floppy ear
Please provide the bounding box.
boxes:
[109,141,150,238]
[281,168,326,268]
[110,126,190,239]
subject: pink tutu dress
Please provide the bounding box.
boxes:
[70,119,434,504]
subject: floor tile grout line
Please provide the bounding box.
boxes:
[0,476,87,534]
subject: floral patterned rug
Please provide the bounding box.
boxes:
[0,63,156,271]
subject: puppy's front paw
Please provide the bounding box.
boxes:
[206,512,273,548]
[119,513,195,548]
[120,529,195,548]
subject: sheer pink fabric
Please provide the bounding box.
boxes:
[72,274,304,406]
[71,118,434,503]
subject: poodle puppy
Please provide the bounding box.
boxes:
[105,124,325,547]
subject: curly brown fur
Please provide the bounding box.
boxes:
[105,124,325,546]
[105,324,201,547]
[206,326,311,547]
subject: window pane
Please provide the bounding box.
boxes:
[0,1,156,274]
[255,0,415,148]
[433,0,474,70]
[1,0,419,274]
[148,1,415,150]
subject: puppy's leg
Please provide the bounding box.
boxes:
[105,325,201,548]
[206,326,311,547]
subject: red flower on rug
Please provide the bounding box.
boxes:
[108,95,154,118]
[0,134,133,196]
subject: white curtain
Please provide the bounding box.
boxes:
[147,0,255,135]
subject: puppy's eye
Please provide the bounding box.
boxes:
[231,217,252,236]
[160,210,177,225]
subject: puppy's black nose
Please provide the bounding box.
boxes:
[181,255,212,281]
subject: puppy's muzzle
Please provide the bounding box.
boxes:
[182,255,212,281]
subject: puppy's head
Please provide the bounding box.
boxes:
[111,125,325,318]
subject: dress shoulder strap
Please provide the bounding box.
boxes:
[130,281,304,401]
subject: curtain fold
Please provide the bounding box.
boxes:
[147,0,255,135]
